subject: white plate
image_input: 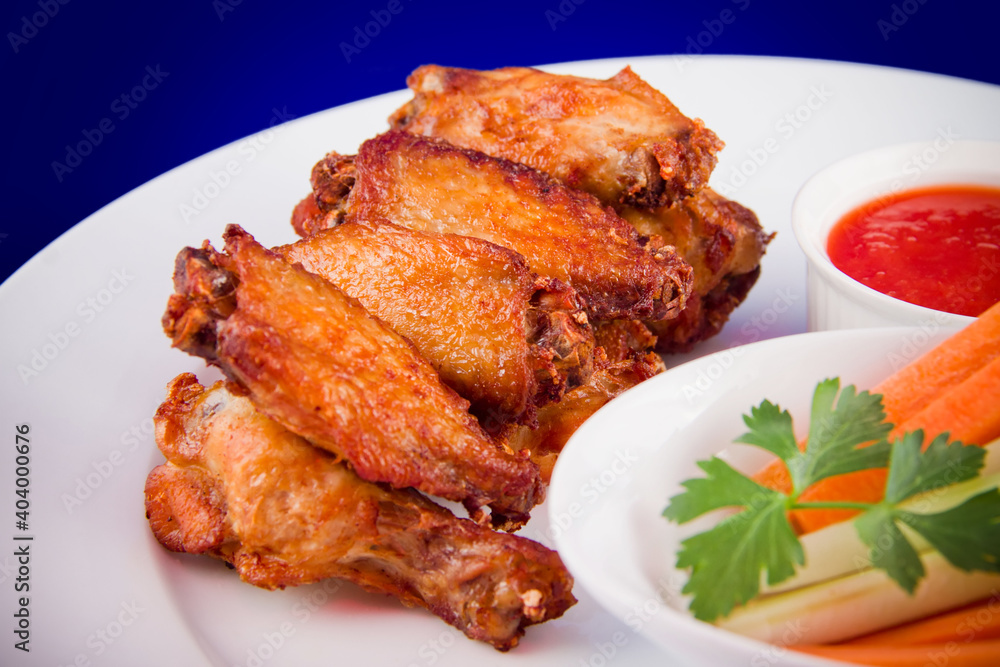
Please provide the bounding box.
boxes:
[1,56,998,666]
[549,326,959,666]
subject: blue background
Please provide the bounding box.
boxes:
[2,0,996,285]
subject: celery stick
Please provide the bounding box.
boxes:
[720,551,1000,645]
[760,441,999,595]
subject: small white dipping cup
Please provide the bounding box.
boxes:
[792,140,1000,331]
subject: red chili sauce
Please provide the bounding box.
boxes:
[827,185,1000,317]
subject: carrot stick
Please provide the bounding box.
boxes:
[791,355,1000,533]
[846,598,1000,646]
[897,354,1000,449]
[792,639,1000,667]
[874,299,1000,431]
[753,300,1000,533]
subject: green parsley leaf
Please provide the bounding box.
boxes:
[898,489,1000,574]
[676,492,801,622]
[884,430,984,504]
[733,379,892,496]
[853,504,926,593]
[733,400,799,464]
[663,457,783,524]
[663,376,1000,623]
[848,432,992,593]
[664,458,803,620]
[800,379,893,491]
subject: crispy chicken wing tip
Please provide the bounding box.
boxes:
[162,245,238,364]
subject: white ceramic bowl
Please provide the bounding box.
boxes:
[549,327,960,667]
[792,140,1000,331]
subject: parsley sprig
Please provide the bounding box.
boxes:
[662,378,1000,622]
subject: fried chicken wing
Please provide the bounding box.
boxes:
[145,374,576,650]
[161,225,543,529]
[621,189,774,352]
[389,65,723,208]
[276,219,594,430]
[506,344,665,483]
[300,130,693,323]
[381,66,771,351]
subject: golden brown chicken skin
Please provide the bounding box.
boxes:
[505,342,665,483]
[161,225,543,530]
[293,183,767,354]
[145,374,576,651]
[299,130,693,324]
[592,318,663,365]
[380,66,770,352]
[621,189,773,352]
[389,65,723,209]
[276,219,594,430]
